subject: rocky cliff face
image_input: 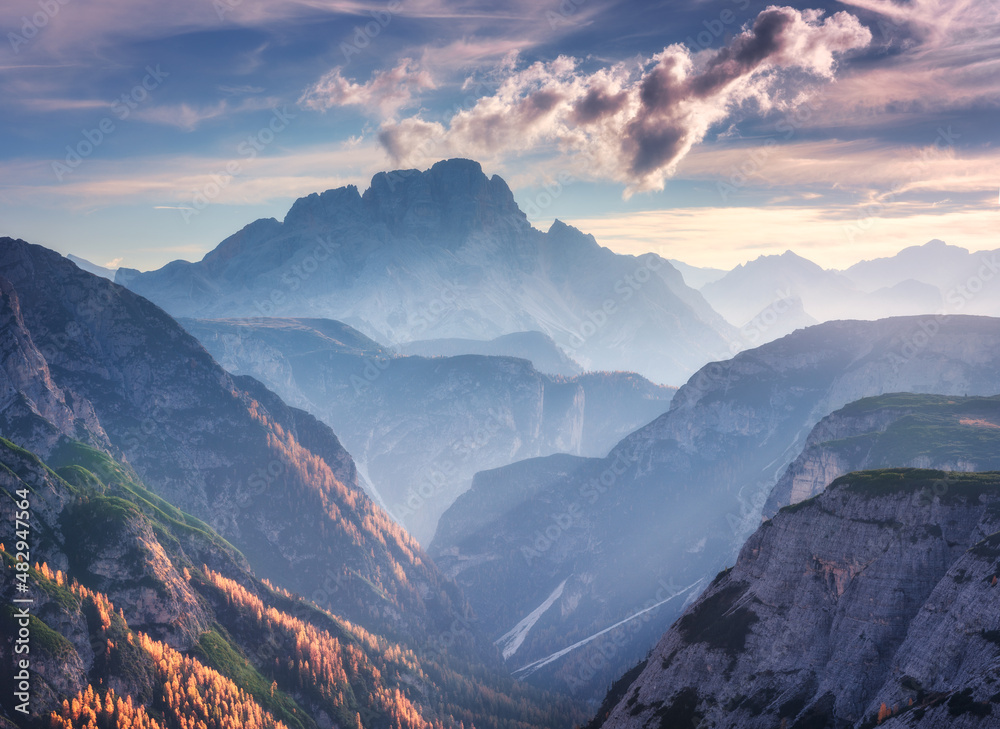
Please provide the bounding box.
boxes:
[183,317,674,544]
[765,393,1000,516]
[430,316,1000,698]
[115,159,736,386]
[597,469,1000,729]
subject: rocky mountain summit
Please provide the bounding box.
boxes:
[597,469,1000,729]
[116,159,736,385]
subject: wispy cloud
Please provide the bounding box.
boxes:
[0,140,390,209]
[565,203,1000,270]
[133,97,280,130]
[678,139,1000,199]
[298,58,435,117]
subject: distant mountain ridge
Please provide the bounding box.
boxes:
[115,159,737,385]
[430,315,1000,697]
[0,237,482,661]
[182,316,675,544]
[700,249,943,326]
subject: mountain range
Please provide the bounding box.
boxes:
[699,250,943,326]
[5,157,1000,729]
[181,316,674,544]
[678,239,1000,342]
[115,159,737,386]
[430,316,1000,697]
[0,236,584,728]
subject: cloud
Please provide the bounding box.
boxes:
[564,203,1000,271]
[0,139,390,210]
[806,0,1000,122]
[298,58,436,117]
[377,6,871,196]
[133,97,279,131]
[677,138,1000,199]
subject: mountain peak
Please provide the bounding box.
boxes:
[360,158,526,240]
[282,184,363,228]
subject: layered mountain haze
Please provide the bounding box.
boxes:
[397,331,583,377]
[7,0,1000,722]
[116,159,738,386]
[844,240,1000,300]
[431,316,1000,697]
[0,238,484,664]
[182,317,674,544]
[700,250,944,329]
[596,470,1000,729]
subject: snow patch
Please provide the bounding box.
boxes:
[495,579,568,660]
[512,578,706,676]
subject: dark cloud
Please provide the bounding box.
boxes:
[572,85,630,124]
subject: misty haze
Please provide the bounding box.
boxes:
[1,1,998,729]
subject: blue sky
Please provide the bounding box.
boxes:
[0,0,997,271]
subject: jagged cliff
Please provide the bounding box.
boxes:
[597,469,1000,729]
[764,393,1000,516]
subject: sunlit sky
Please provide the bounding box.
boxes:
[0,0,997,271]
